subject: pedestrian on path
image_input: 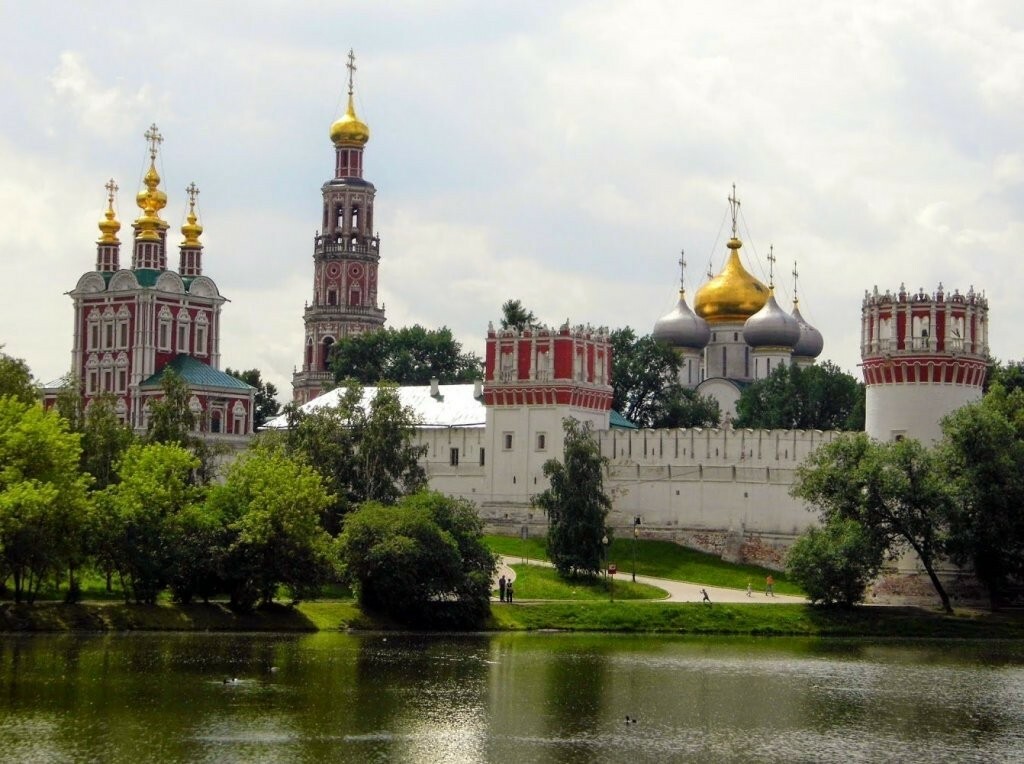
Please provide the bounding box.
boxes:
[506,581,514,603]
[746,581,752,597]
[700,588,711,604]
[498,575,506,602]
[765,574,775,597]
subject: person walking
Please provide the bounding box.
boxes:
[498,575,507,603]
[765,574,775,597]
[506,580,514,603]
[746,581,752,597]
[700,588,711,604]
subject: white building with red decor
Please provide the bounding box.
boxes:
[42,125,255,446]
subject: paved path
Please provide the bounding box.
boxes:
[495,555,805,604]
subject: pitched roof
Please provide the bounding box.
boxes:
[265,383,487,430]
[140,354,254,391]
[610,409,638,429]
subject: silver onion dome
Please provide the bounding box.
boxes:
[743,291,801,348]
[791,303,824,358]
[653,291,711,350]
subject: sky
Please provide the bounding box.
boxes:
[2,1,1022,400]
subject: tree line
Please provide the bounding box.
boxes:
[0,349,494,627]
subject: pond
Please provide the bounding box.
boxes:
[1,632,1022,762]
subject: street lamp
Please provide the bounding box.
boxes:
[632,516,641,582]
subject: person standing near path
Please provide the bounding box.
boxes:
[765,575,775,597]
[498,575,506,602]
[506,581,514,603]
[746,581,752,597]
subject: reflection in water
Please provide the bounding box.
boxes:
[0,633,1023,762]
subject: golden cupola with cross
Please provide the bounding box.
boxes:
[693,187,769,324]
[330,49,370,147]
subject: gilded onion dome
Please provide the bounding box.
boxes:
[97,179,121,244]
[693,237,770,323]
[653,290,711,350]
[743,289,801,348]
[330,50,369,146]
[791,302,824,358]
[180,182,203,249]
[134,124,168,242]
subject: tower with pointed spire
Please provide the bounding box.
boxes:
[293,50,386,403]
[43,125,255,444]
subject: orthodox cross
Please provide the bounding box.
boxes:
[185,181,200,212]
[104,178,118,206]
[728,183,740,238]
[792,260,800,304]
[347,49,357,96]
[767,244,776,288]
[144,123,163,161]
[679,249,686,290]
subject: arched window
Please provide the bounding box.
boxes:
[305,339,313,369]
[322,337,335,371]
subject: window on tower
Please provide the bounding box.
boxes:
[322,337,335,371]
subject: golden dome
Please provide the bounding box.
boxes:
[180,182,203,248]
[97,179,121,244]
[134,124,168,242]
[693,238,770,323]
[330,94,370,146]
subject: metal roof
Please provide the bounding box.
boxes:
[140,354,255,391]
[264,383,488,430]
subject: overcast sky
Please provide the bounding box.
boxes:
[2,1,1022,399]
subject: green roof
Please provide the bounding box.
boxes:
[610,409,638,429]
[133,268,161,287]
[140,355,254,391]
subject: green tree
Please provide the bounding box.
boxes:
[736,361,864,430]
[225,367,280,429]
[609,328,720,428]
[792,433,953,612]
[274,381,427,533]
[98,443,202,603]
[938,384,1024,606]
[500,299,537,331]
[146,369,220,484]
[984,359,1024,394]
[534,418,612,578]
[208,444,337,611]
[785,517,885,607]
[0,398,91,602]
[338,490,496,628]
[0,348,37,405]
[330,325,482,385]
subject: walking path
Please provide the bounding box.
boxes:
[495,556,805,604]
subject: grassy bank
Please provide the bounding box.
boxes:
[504,564,667,601]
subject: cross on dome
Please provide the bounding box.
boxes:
[347,49,357,97]
[792,260,800,304]
[105,178,119,203]
[767,244,776,289]
[728,183,740,239]
[678,249,687,291]
[186,181,200,209]
[144,123,163,161]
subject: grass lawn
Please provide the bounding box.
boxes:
[485,535,803,596]
[500,564,666,601]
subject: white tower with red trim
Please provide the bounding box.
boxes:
[861,283,989,444]
[482,322,613,502]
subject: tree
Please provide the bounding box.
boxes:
[0,398,91,602]
[736,362,865,430]
[984,359,1024,394]
[786,517,885,607]
[208,444,337,611]
[338,490,496,628]
[0,348,37,405]
[146,369,219,484]
[500,299,537,331]
[792,433,953,613]
[274,381,427,533]
[329,325,482,385]
[938,384,1024,606]
[225,367,280,429]
[97,443,202,604]
[609,327,720,428]
[534,418,612,578]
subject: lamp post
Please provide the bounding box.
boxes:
[632,516,641,582]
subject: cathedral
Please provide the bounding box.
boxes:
[652,188,824,419]
[42,126,255,445]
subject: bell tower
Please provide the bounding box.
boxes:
[293,50,386,403]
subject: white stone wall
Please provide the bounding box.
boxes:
[865,383,982,445]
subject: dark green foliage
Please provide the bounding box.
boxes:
[81,393,136,491]
[0,348,37,405]
[500,299,537,331]
[736,361,864,430]
[338,491,496,628]
[329,325,482,385]
[792,433,953,612]
[145,369,220,484]
[275,381,427,533]
[984,359,1024,394]
[939,384,1024,606]
[786,517,885,607]
[610,327,720,428]
[535,418,612,578]
[225,367,280,429]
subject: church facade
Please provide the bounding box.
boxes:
[42,126,255,446]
